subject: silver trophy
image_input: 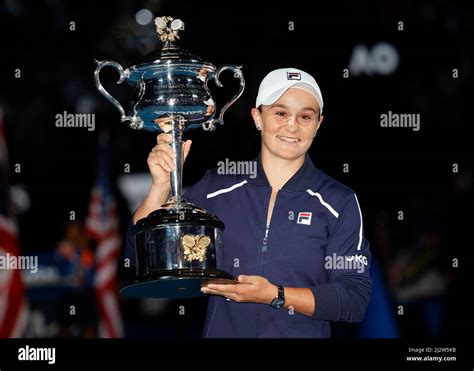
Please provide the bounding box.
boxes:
[94,16,244,298]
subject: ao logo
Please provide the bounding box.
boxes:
[348,42,399,76]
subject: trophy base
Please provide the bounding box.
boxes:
[120,269,236,299]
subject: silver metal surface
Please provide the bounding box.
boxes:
[93,60,144,129]
[135,224,222,274]
[169,116,185,204]
[95,15,243,297]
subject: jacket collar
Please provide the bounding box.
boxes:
[248,152,320,192]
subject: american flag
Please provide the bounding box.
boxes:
[0,105,28,337]
[85,135,124,338]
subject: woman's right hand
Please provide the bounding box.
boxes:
[147,133,193,186]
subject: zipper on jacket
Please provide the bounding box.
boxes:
[261,224,270,252]
[256,189,277,337]
[261,190,277,254]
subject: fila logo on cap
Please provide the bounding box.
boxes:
[287,72,301,80]
[297,212,312,225]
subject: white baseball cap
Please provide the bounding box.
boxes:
[255,68,323,114]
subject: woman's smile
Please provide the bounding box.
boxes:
[276,135,301,143]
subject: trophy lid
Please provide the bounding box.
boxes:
[132,204,225,234]
[126,16,215,82]
[142,41,213,65]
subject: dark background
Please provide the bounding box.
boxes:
[1,0,473,341]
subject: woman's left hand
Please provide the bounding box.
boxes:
[201,275,277,304]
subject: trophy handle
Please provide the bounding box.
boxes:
[202,65,245,131]
[94,60,144,129]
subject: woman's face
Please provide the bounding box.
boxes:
[252,87,323,161]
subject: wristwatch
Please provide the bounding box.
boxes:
[270,284,285,309]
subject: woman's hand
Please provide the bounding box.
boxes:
[147,133,192,186]
[133,133,192,224]
[201,275,277,304]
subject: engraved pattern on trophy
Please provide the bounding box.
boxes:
[182,234,211,262]
[94,15,245,298]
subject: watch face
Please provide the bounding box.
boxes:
[271,298,284,309]
[271,285,285,309]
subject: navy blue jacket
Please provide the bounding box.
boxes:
[126,153,372,338]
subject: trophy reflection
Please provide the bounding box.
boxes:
[94,15,245,298]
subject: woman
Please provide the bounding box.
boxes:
[127,68,372,338]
